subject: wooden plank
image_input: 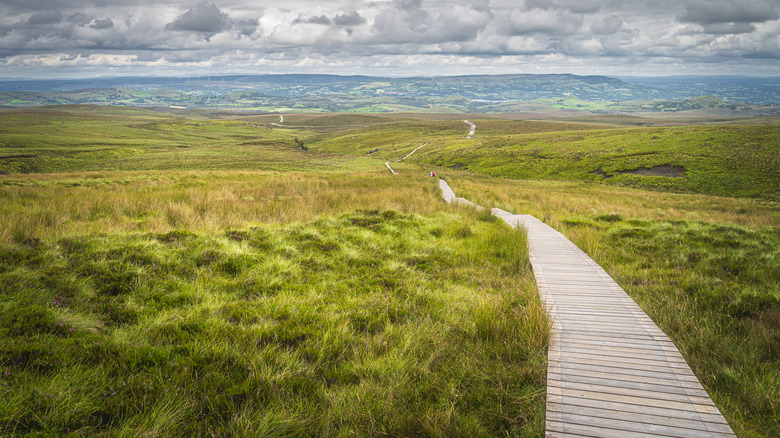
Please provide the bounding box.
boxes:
[548,404,735,434]
[553,386,722,414]
[549,373,711,399]
[554,354,697,375]
[550,380,718,406]
[549,415,734,438]
[558,361,703,384]
[547,393,730,425]
[556,346,690,366]
[558,342,686,358]
[547,370,707,392]
[559,335,680,351]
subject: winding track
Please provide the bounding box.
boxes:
[439,179,736,438]
[464,120,476,139]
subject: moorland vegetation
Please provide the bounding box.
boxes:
[0,105,777,436]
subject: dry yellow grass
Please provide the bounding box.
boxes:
[0,170,450,245]
[444,173,779,228]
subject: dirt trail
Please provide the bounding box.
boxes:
[464,120,476,139]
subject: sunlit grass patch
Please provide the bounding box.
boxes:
[0,209,547,437]
[0,171,447,245]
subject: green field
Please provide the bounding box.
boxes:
[311,116,780,201]
[1,106,778,436]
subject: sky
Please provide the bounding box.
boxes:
[1,0,779,78]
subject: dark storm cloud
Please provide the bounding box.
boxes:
[165,2,232,34]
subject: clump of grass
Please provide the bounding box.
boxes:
[0,172,450,245]
[0,209,547,436]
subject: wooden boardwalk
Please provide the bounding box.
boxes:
[440,180,736,437]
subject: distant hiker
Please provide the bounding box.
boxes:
[430,171,437,177]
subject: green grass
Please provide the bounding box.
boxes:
[312,120,780,201]
[1,105,779,436]
[0,106,380,174]
[0,171,445,244]
[444,175,779,437]
[0,208,547,436]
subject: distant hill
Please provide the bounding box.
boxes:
[0,74,778,114]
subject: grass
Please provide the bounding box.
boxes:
[0,174,548,436]
[0,172,444,245]
[444,174,779,437]
[312,120,780,201]
[0,106,379,174]
[2,105,779,436]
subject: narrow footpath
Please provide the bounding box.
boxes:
[439,179,736,438]
[464,120,476,139]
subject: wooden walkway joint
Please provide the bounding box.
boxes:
[439,180,736,437]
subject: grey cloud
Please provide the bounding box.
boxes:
[523,0,600,14]
[393,0,422,10]
[591,14,623,35]
[508,8,583,35]
[90,18,114,29]
[743,50,780,59]
[293,15,332,25]
[679,0,779,24]
[702,22,757,34]
[235,17,258,36]
[370,1,491,44]
[67,13,91,26]
[560,0,601,14]
[27,11,64,25]
[2,0,780,78]
[372,1,430,38]
[165,2,232,34]
[333,11,365,26]
[524,0,554,9]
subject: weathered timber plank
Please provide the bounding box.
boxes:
[547,404,734,434]
[550,380,718,406]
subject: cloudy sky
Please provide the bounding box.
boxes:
[1,0,779,78]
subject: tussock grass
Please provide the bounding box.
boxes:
[446,175,779,437]
[0,209,547,437]
[0,172,443,245]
